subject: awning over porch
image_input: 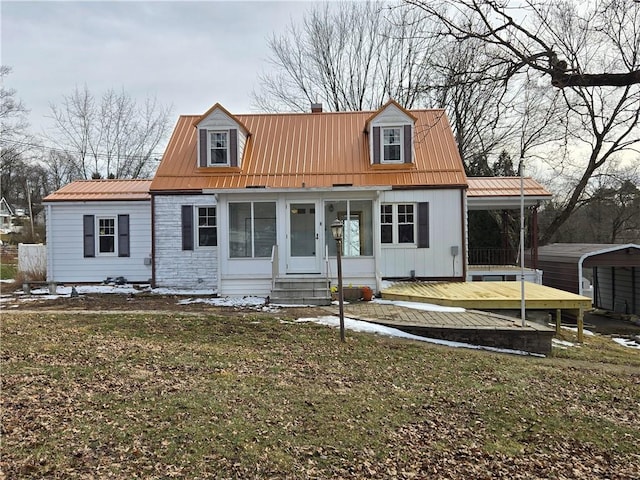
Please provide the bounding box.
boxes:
[466,177,552,210]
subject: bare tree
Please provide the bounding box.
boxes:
[406,0,640,242]
[253,1,439,112]
[48,86,172,179]
[405,0,640,89]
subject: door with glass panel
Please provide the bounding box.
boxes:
[286,202,321,274]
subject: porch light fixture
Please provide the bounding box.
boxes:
[331,219,346,342]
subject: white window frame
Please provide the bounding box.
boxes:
[209,130,229,166]
[197,206,217,248]
[97,216,117,256]
[380,203,416,245]
[381,126,404,164]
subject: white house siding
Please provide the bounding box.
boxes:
[46,201,152,283]
[378,189,464,279]
[153,194,218,290]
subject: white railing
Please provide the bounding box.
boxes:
[270,244,278,290]
[325,244,332,291]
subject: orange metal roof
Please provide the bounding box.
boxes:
[43,179,152,202]
[150,108,467,192]
[467,177,551,198]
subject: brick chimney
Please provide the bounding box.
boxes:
[311,103,323,113]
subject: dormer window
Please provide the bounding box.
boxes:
[371,124,413,165]
[382,127,402,163]
[198,127,239,168]
[210,131,228,165]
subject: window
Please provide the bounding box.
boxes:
[382,127,402,163]
[210,131,228,165]
[198,207,217,247]
[372,124,412,165]
[380,204,416,244]
[98,218,116,254]
[380,204,393,243]
[398,204,415,243]
[324,200,373,257]
[229,202,276,258]
[83,214,129,258]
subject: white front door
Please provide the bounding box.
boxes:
[286,202,321,274]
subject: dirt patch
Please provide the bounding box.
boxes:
[1,289,329,320]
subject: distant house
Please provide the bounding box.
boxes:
[44,100,551,302]
[0,197,14,234]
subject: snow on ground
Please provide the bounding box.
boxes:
[374,298,465,313]
[560,325,595,336]
[5,282,639,352]
[612,337,640,350]
[296,315,544,357]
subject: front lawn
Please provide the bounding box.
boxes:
[2,311,639,478]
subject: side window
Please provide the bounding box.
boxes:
[397,204,415,243]
[379,204,417,245]
[98,217,116,254]
[198,207,217,247]
[380,204,393,243]
[83,214,129,257]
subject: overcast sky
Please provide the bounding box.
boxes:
[2,0,314,138]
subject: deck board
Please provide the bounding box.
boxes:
[382,281,592,312]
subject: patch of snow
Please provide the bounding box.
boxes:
[295,315,544,357]
[374,298,465,313]
[552,338,576,349]
[612,337,640,350]
[0,279,15,283]
[560,325,595,336]
[178,296,267,307]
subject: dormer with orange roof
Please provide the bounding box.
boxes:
[194,103,250,169]
[366,99,418,166]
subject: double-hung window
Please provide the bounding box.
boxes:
[380,203,417,244]
[197,207,217,247]
[98,217,116,254]
[83,214,130,258]
[382,127,402,163]
[209,131,228,165]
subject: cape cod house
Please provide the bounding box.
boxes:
[43,100,550,303]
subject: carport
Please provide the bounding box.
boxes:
[533,243,640,315]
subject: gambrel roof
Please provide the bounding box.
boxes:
[150,104,467,192]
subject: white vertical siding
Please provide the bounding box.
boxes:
[378,189,464,279]
[154,194,218,290]
[46,201,152,283]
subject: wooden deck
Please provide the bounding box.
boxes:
[324,302,554,355]
[382,281,591,311]
[382,281,593,341]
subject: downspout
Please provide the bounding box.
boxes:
[461,188,467,281]
[151,194,156,287]
[46,203,53,282]
[374,190,383,293]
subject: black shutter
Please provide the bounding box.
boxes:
[372,126,381,164]
[418,202,429,248]
[83,215,95,257]
[199,129,208,167]
[404,124,412,164]
[182,205,194,251]
[229,128,238,167]
[118,214,130,257]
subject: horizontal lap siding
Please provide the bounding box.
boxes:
[154,195,218,289]
[379,189,463,279]
[47,201,152,283]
